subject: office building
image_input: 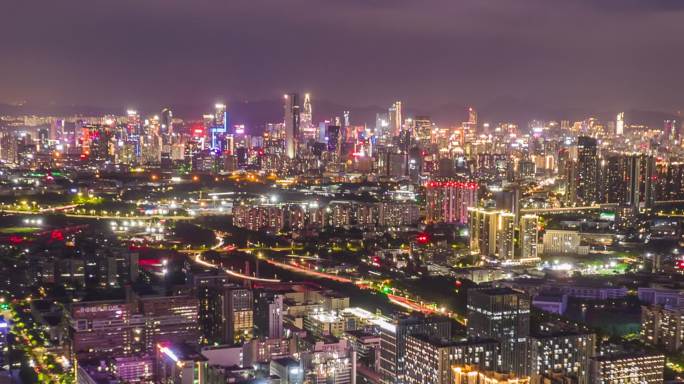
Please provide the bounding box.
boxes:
[389,101,403,137]
[155,342,208,384]
[222,286,254,344]
[404,335,500,384]
[255,291,284,339]
[379,314,451,384]
[467,288,530,376]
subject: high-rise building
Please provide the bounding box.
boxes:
[161,107,173,137]
[426,179,478,224]
[573,136,598,205]
[155,342,208,384]
[255,290,284,339]
[519,214,539,262]
[413,116,432,143]
[138,295,200,352]
[601,154,655,213]
[299,93,316,141]
[192,274,231,344]
[284,93,300,159]
[379,314,451,384]
[468,208,516,260]
[389,101,403,137]
[467,288,530,376]
[626,154,656,213]
[211,103,228,149]
[664,119,679,142]
[71,301,134,359]
[529,331,596,384]
[590,353,664,384]
[641,304,684,352]
[616,112,624,136]
[375,113,390,142]
[404,335,500,384]
[70,293,200,360]
[222,286,254,345]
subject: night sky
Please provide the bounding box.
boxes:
[2,0,684,114]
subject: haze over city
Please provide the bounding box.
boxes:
[2,0,684,118]
[1,1,684,384]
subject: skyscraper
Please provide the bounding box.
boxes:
[222,286,254,345]
[467,288,530,376]
[389,101,402,137]
[211,103,228,150]
[616,112,624,136]
[284,93,300,159]
[299,93,316,141]
[468,208,516,260]
[519,214,539,262]
[575,136,598,205]
[161,107,173,137]
[664,119,679,142]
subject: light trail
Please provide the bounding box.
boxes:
[193,254,280,283]
[263,259,353,283]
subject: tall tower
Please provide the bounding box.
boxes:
[283,93,300,159]
[576,136,598,205]
[299,93,315,141]
[616,112,624,136]
[468,107,477,125]
[160,108,173,146]
[211,103,228,150]
[389,101,402,137]
[519,214,539,262]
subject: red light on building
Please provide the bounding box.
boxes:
[455,280,463,288]
[191,123,205,138]
[426,180,478,190]
[416,233,430,244]
[677,260,684,269]
[50,230,64,242]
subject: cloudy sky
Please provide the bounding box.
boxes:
[1,0,683,114]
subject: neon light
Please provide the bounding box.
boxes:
[159,346,179,362]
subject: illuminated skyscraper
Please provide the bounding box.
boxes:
[299,93,316,140]
[519,214,539,262]
[413,116,432,143]
[664,119,679,143]
[389,101,402,137]
[161,107,173,137]
[211,103,228,150]
[616,112,624,136]
[468,107,477,126]
[468,208,516,260]
[284,93,300,159]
